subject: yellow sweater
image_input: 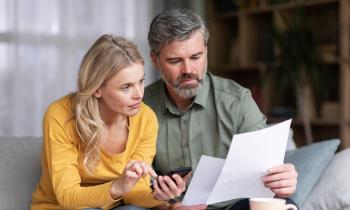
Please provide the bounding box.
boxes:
[31,95,164,210]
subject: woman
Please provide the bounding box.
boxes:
[31,34,178,210]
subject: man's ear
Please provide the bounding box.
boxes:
[150,51,160,70]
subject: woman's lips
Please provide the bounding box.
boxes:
[129,102,140,109]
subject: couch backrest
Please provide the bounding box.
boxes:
[0,137,42,210]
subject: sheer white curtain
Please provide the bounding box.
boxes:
[0,0,162,137]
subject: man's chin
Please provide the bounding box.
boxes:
[178,83,199,89]
[174,86,201,99]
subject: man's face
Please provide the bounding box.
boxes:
[151,30,207,99]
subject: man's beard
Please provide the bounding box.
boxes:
[160,67,207,99]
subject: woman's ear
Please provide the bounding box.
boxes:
[93,89,102,98]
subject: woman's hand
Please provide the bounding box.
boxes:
[152,172,191,201]
[110,160,157,199]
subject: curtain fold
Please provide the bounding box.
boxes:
[0,0,162,136]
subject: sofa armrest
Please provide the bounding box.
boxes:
[0,137,42,210]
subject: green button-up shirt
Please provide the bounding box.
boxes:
[144,72,267,176]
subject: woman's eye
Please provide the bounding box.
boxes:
[121,85,130,91]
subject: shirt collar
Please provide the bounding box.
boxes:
[193,73,209,108]
[159,83,177,115]
[160,73,210,115]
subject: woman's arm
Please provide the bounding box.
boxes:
[43,103,117,209]
[122,105,166,207]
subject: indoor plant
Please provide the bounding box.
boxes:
[266,8,328,144]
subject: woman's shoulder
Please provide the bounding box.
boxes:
[130,102,158,127]
[45,94,74,122]
[139,102,157,118]
[129,102,158,136]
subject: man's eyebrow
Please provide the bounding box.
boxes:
[166,51,203,60]
[191,52,203,57]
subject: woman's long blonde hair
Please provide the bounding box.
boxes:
[73,34,144,173]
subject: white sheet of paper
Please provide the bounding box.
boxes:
[182,155,225,205]
[182,119,292,206]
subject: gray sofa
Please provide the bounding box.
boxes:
[0,137,41,210]
[0,136,349,210]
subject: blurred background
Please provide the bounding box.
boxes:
[0,0,204,137]
[206,0,350,149]
[0,0,349,149]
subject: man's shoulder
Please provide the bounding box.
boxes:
[143,79,163,110]
[208,72,250,99]
[144,79,163,98]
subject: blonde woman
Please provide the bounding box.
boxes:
[31,35,181,210]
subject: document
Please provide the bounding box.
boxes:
[182,119,292,206]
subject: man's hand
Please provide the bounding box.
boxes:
[262,163,298,198]
[152,172,191,201]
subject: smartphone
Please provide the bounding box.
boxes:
[151,167,192,190]
[166,167,192,178]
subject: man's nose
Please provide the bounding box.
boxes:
[181,60,192,74]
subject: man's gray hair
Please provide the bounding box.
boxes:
[148,8,209,55]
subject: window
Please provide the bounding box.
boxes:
[0,0,160,136]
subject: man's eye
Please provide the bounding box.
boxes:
[191,56,200,60]
[169,59,180,64]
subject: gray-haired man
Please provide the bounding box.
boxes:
[144,8,298,210]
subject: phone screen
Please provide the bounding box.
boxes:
[150,167,192,190]
[167,167,192,177]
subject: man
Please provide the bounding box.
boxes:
[144,8,298,210]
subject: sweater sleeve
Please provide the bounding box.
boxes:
[43,103,118,209]
[122,106,165,207]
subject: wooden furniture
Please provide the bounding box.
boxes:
[206,0,350,149]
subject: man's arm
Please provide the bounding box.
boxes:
[236,89,267,133]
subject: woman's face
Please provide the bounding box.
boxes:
[95,62,145,118]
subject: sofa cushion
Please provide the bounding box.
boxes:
[284,139,340,207]
[0,137,42,210]
[301,148,350,210]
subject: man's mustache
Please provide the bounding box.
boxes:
[177,73,200,83]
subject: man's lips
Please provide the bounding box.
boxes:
[179,78,198,86]
[182,78,195,82]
